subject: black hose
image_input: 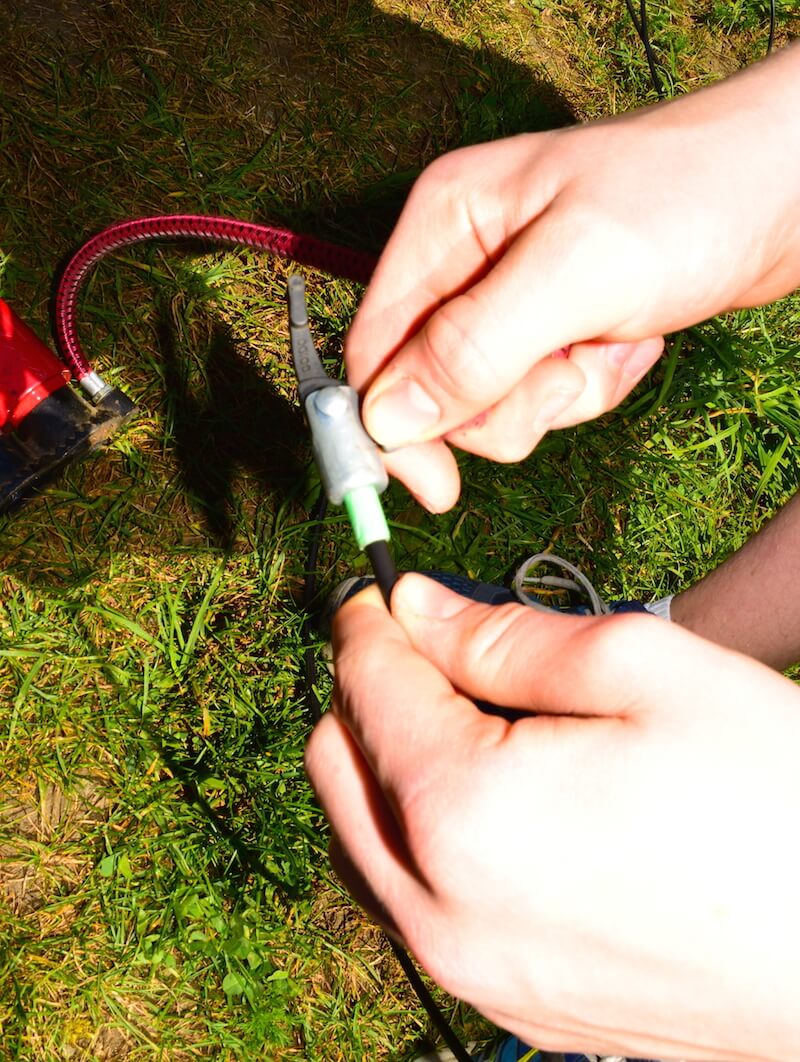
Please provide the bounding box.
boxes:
[301,493,329,726]
[625,0,666,99]
[766,0,776,56]
[389,939,476,1062]
[302,512,475,1058]
[366,538,399,608]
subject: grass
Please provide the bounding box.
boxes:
[0,0,798,1059]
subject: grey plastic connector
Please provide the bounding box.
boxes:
[305,385,388,505]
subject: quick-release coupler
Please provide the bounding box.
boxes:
[288,276,390,552]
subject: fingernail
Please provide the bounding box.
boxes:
[606,338,663,376]
[411,491,448,514]
[365,378,441,448]
[393,573,471,622]
[605,342,636,368]
[532,389,580,432]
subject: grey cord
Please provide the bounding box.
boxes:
[513,553,610,615]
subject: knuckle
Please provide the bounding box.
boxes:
[398,772,452,875]
[331,648,378,721]
[574,612,655,673]
[417,154,451,190]
[422,297,498,406]
[418,147,470,189]
[407,930,466,1001]
[555,389,605,430]
[400,744,504,887]
[464,603,525,676]
[395,907,462,996]
[399,773,480,888]
[409,154,463,216]
[554,199,658,319]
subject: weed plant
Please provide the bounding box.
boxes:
[0,1,797,1059]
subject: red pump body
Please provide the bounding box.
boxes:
[0,300,135,513]
[0,299,71,432]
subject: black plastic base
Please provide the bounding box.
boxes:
[0,384,137,514]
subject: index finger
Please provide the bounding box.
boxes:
[345,198,491,393]
[332,585,505,802]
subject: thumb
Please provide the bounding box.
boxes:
[392,573,686,719]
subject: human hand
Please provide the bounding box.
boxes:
[347,45,800,511]
[306,574,800,1061]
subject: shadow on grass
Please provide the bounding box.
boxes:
[273,3,577,251]
[153,733,306,899]
[154,303,307,550]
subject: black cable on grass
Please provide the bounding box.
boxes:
[625,0,667,98]
[302,511,476,1060]
[626,0,778,101]
[389,939,476,1062]
[767,0,776,56]
[302,492,329,726]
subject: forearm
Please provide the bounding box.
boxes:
[672,491,800,670]
[648,46,800,670]
[691,40,800,308]
[627,39,800,317]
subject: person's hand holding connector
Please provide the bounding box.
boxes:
[306,573,800,1061]
[346,44,800,512]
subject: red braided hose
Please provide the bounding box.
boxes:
[54,215,378,380]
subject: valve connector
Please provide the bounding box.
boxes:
[305,385,388,505]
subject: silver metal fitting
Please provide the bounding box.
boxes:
[78,371,112,403]
[305,385,388,505]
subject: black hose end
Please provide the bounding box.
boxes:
[93,385,138,426]
[0,383,138,514]
[365,540,398,609]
